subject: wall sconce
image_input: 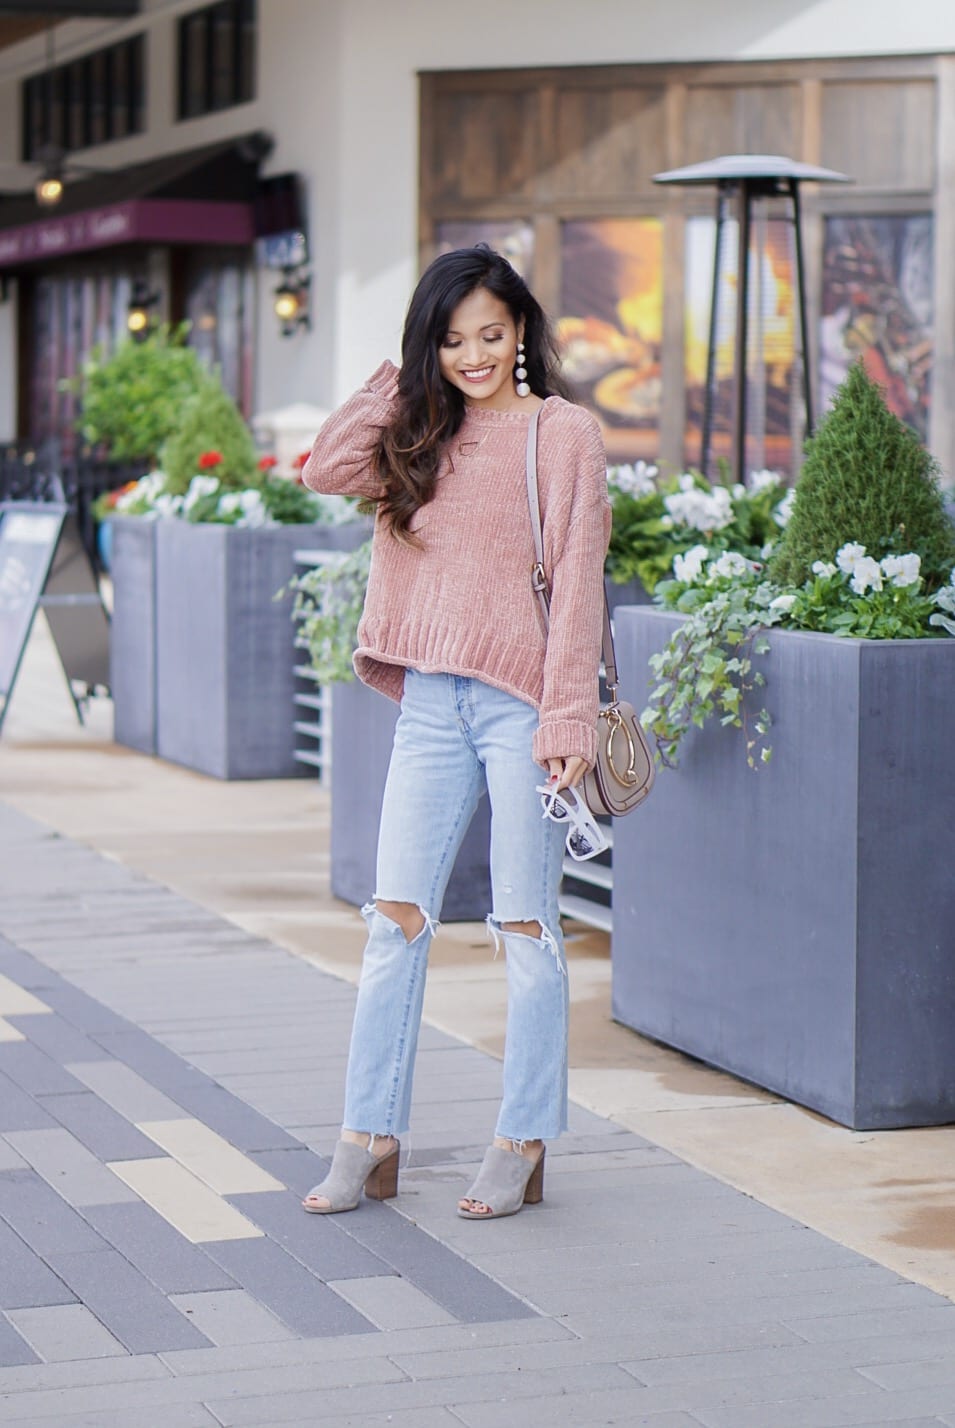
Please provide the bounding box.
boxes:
[274,266,310,337]
[127,280,160,340]
[34,153,64,208]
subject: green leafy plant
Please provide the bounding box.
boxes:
[286,540,372,683]
[606,462,788,594]
[160,378,258,495]
[769,361,955,588]
[70,325,205,463]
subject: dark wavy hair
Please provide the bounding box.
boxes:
[373,245,570,544]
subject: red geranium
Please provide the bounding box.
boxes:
[198,450,223,470]
[293,450,311,470]
[258,455,278,471]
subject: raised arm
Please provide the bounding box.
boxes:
[301,360,399,499]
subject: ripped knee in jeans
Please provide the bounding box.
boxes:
[366,898,437,945]
[486,915,564,973]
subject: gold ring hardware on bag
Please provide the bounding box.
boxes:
[601,704,639,787]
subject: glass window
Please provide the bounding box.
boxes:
[20,35,145,160]
[178,0,256,121]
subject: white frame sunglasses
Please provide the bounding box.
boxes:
[536,783,610,861]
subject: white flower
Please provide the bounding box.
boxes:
[217,492,243,516]
[749,468,783,494]
[236,490,272,528]
[116,470,167,511]
[836,541,867,574]
[772,489,796,527]
[934,585,955,615]
[149,493,183,520]
[769,593,796,613]
[880,553,921,588]
[811,560,838,578]
[849,557,884,595]
[608,461,658,497]
[673,543,709,584]
[731,483,746,500]
[708,551,753,580]
[664,483,733,532]
[183,474,221,512]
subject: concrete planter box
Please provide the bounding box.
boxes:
[612,606,955,1130]
[330,677,492,921]
[153,521,369,780]
[109,516,158,754]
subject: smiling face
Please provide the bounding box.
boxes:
[438,287,525,411]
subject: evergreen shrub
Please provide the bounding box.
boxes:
[73,325,205,463]
[161,378,258,494]
[770,361,955,589]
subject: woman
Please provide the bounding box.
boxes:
[300,245,610,1220]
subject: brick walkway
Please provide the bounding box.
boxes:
[2,801,955,1427]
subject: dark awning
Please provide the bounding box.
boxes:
[0,132,271,271]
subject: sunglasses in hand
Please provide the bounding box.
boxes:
[536,782,610,862]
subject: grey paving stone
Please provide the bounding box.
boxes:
[168,1289,295,1346]
[4,1128,139,1208]
[0,1349,169,1395]
[689,1389,955,1427]
[38,984,135,1036]
[337,1202,537,1324]
[0,1169,106,1257]
[201,1235,376,1338]
[7,1303,126,1361]
[90,1029,215,1093]
[233,1411,461,1428]
[247,1147,330,1196]
[42,1248,213,1355]
[8,1013,103,1066]
[64,1061,189,1124]
[0,1408,221,1428]
[0,1138,26,1172]
[860,1356,955,1390]
[784,1306,955,1343]
[328,1276,457,1330]
[0,1217,75,1310]
[0,1043,85,1096]
[37,1092,166,1163]
[0,1314,39,1367]
[206,1361,640,1426]
[157,1313,573,1377]
[227,1191,391,1281]
[163,1083,302,1152]
[0,942,65,990]
[80,1202,237,1295]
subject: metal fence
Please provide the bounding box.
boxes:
[0,442,148,570]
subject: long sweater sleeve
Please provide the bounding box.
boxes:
[533,413,612,768]
[301,360,399,499]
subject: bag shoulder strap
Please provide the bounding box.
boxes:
[524,404,619,693]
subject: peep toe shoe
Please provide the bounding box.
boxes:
[458,1144,545,1219]
[302,1138,399,1214]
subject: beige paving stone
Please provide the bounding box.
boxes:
[0,974,50,1018]
[135,1119,284,1196]
[106,1158,263,1243]
[168,1290,293,1346]
[7,1304,127,1362]
[326,1276,457,1331]
[0,1017,25,1041]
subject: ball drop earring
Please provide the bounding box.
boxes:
[514,341,530,398]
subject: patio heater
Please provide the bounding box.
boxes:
[653,154,851,483]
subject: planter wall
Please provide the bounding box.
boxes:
[612,606,955,1130]
[153,520,369,780]
[330,677,492,921]
[109,516,158,754]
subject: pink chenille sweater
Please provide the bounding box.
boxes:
[302,360,612,768]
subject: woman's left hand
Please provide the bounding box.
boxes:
[546,756,587,792]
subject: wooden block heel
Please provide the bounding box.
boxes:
[522,1147,545,1205]
[364,1145,399,1200]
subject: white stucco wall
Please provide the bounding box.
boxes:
[1,0,954,428]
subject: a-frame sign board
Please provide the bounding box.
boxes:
[0,501,111,734]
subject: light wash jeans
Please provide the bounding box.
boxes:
[342,669,569,1142]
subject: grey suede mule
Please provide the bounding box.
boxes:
[302,1139,399,1214]
[457,1144,545,1219]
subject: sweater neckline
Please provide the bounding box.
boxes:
[460,396,554,424]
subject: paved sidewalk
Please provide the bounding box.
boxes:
[2,806,955,1426]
